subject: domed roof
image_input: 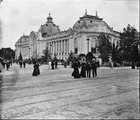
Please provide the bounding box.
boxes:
[73,11,113,33]
[38,13,60,37]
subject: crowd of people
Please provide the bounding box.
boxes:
[0,59,13,71]
[0,55,140,79]
[71,57,99,79]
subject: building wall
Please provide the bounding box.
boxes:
[15,14,120,61]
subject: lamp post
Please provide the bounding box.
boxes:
[50,44,52,54]
[29,46,31,59]
[87,36,90,53]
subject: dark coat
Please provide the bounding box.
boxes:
[80,62,86,78]
[72,61,80,78]
[32,63,40,76]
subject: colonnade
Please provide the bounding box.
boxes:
[47,39,69,59]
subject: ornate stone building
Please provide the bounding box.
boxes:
[15,11,120,60]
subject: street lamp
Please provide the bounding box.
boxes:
[87,36,90,53]
[50,44,52,54]
[29,46,31,59]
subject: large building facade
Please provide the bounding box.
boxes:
[15,12,120,60]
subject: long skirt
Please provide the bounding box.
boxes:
[32,68,38,76]
[80,67,86,78]
[72,68,80,78]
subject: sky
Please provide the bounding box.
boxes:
[0,0,139,49]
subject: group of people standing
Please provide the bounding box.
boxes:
[19,60,26,68]
[71,57,98,79]
[49,60,58,70]
[0,59,13,71]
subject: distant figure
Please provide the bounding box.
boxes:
[32,61,40,76]
[110,61,113,68]
[2,60,6,69]
[137,61,140,69]
[0,60,2,73]
[131,61,135,69]
[86,61,91,78]
[64,61,67,68]
[19,60,23,68]
[71,59,80,78]
[48,61,51,69]
[51,60,54,70]
[91,59,98,77]
[80,61,87,78]
[23,60,26,68]
[55,60,58,69]
[6,60,10,71]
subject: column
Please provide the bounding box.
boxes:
[53,41,56,54]
[52,42,54,54]
[60,40,61,55]
[62,40,64,55]
[61,40,63,55]
[63,40,65,55]
[65,39,67,54]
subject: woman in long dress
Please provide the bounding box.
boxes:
[32,61,40,76]
[80,57,87,78]
[71,59,80,78]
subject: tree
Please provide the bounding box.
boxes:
[67,51,75,63]
[42,47,51,63]
[97,33,112,63]
[0,47,15,60]
[110,43,123,64]
[120,24,139,62]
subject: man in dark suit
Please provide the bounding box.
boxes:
[86,61,91,78]
[91,59,98,77]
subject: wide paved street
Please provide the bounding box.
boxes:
[0,64,139,119]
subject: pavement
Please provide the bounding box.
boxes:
[0,64,139,119]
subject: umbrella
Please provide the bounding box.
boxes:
[86,52,96,61]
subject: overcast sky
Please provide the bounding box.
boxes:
[0,0,139,49]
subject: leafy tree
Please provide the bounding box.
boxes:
[97,33,112,63]
[97,33,123,65]
[110,43,123,64]
[120,24,139,62]
[67,51,75,63]
[42,47,51,63]
[0,47,15,60]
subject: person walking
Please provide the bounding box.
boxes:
[32,61,40,76]
[6,60,10,71]
[80,61,87,78]
[71,59,80,78]
[64,60,67,68]
[131,61,135,69]
[19,60,23,68]
[86,61,91,78]
[23,60,26,68]
[51,60,54,70]
[55,60,58,69]
[91,59,98,77]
